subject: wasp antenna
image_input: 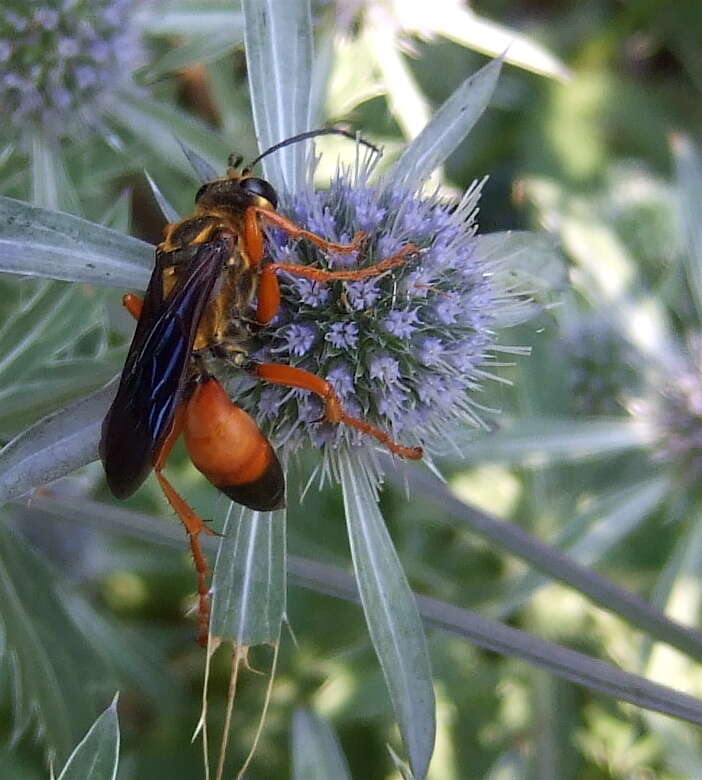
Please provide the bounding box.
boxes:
[228,153,244,169]
[247,128,381,170]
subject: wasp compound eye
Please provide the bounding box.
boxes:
[194,183,209,203]
[240,177,278,209]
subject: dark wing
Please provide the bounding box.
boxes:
[100,237,232,499]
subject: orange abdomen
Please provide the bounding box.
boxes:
[184,377,285,511]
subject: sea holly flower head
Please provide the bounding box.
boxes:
[0,0,140,135]
[233,157,531,463]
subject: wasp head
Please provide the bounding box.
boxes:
[194,155,279,211]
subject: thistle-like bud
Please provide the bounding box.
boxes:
[0,0,139,134]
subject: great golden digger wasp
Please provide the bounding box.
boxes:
[100,129,423,644]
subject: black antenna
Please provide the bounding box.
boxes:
[247,128,380,170]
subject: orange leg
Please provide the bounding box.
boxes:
[153,406,217,647]
[256,242,420,324]
[249,362,423,460]
[122,293,143,320]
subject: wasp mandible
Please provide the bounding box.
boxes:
[100,130,423,644]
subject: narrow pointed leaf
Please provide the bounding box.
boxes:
[176,139,219,184]
[291,708,352,780]
[0,380,116,505]
[210,504,286,645]
[340,452,435,779]
[243,0,313,192]
[0,197,151,288]
[386,56,502,190]
[144,171,180,223]
[57,694,120,780]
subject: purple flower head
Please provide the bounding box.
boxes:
[326,363,355,398]
[434,295,462,325]
[384,308,420,338]
[295,278,331,308]
[325,321,359,350]
[284,323,318,356]
[346,279,380,310]
[1,0,141,134]
[418,337,445,366]
[369,354,402,385]
[229,161,529,458]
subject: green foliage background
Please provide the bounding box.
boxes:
[2,1,702,778]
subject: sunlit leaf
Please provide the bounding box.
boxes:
[57,694,119,780]
[364,17,430,139]
[210,503,286,645]
[340,452,435,779]
[243,0,313,192]
[396,3,570,82]
[0,197,151,288]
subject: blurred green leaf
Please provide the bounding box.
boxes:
[474,231,566,294]
[136,1,243,35]
[458,417,656,465]
[0,284,103,387]
[291,708,352,780]
[145,30,242,81]
[364,13,430,140]
[340,452,436,779]
[107,94,231,177]
[386,56,502,190]
[0,523,110,764]
[243,0,313,192]
[57,694,119,780]
[0,197,151,288]
[0,381,114,504]
[30,130,80,214]
[497,476,670,618]
[673,134,702,322]
[210,504,286,645]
